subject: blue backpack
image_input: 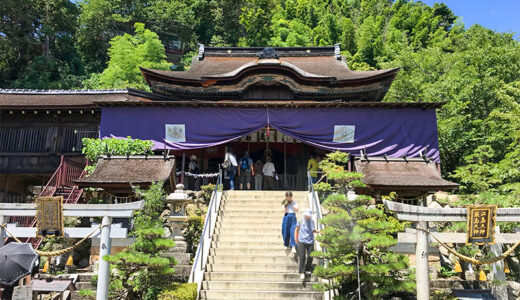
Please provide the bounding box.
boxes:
[240,157,249,170]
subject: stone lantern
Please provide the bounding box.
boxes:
[163,183,192,241]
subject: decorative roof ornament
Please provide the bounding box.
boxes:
[257,47,279,59]
[198,44,205,61]
[334,44,341,60]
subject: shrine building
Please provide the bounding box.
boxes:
[0,45,457,203]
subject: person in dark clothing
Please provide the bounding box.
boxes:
[238,151,254,190]
[295,208,319,280]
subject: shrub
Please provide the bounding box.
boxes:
[158,283,197,300]
[79,289,96,299]
[183,216,204,253]
[81,137,153,163]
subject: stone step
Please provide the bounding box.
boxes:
[204,271,318,282]
[74,281,94,290]
[208,254,298,265]
[206,263,299,273]
[202,280,315,291]
[220,206,309,213]
[222,197,308,202]
[220,211,297,217]
[210,247,296,256]
[215,227,283,236]
[199,290,323,300]
[216,221,282,230]
[211,240,284,249]
[223,198,308,203]
[76,274,96,283]
[221,201,307,206]
[226,191,307,196]
[216,234,283,243]
[71,291,96,300]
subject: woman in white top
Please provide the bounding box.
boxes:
[223,147,238,190]
[281,191,299,253]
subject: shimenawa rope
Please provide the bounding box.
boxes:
[417,227,520,265]
[1,223,106,257]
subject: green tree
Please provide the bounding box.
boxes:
[313,151,414,298]
[240,0,275,46]
[210,0,245,46]
[83,23,170,90]
[76,0,194,73]
[0,0,84,88]
[105,182,176,300]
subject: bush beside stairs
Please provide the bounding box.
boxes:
[199,190,323,300]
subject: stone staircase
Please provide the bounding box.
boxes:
[200,190,323,300]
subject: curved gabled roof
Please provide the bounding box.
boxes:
[141,46,399,102]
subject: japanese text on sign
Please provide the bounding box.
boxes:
[36,196,64,237]
[467,205,497,245]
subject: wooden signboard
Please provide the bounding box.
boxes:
[467,205,497,245]
[36,196,64,237]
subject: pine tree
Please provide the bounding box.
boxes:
[312,151,414,298]
[104,182,176,300]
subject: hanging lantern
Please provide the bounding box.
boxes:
[479,269,487,281]
[505,261,511,274]
[454,261,462,273]
[66,254,74,266]
[42,260,49,273]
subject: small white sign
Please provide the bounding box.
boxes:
[165,124,186,143]
[333,125,355,143]
[12,285,33,300]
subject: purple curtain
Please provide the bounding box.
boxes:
[100,107,267,150]
[269,108,440,161]
[100,106,440,162]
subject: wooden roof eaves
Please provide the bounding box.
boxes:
[140,66,400,88]
[95,100,446,109]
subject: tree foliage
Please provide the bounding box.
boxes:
[313,151,414,298]
[2,0,520,202]
[83,23,170,90]
[104,182,176,300]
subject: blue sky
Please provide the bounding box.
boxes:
[420,0,520,37]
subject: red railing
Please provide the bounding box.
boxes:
[8,156,88,248]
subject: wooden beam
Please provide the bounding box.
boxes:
[1,224,128,239]
[398,230,520,244]
[0,201,144,218]
[384,200,520,222]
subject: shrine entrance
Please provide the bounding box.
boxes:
[171,127,327,191]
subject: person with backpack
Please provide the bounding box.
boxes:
[238,151,254,190]
[223,147,238,190]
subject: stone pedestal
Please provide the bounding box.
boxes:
[163,184,193,240]
[162,184,194,282]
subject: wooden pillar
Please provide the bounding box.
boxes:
[97,216,112,300]
[283,140,287,189]
[416,220,430,300]
[181,152,186,184]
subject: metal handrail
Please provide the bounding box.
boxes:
[308,171,333,299]
[188,168,223,293]
[307,171,324,231]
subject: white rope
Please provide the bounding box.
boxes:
[176,171,219,178]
